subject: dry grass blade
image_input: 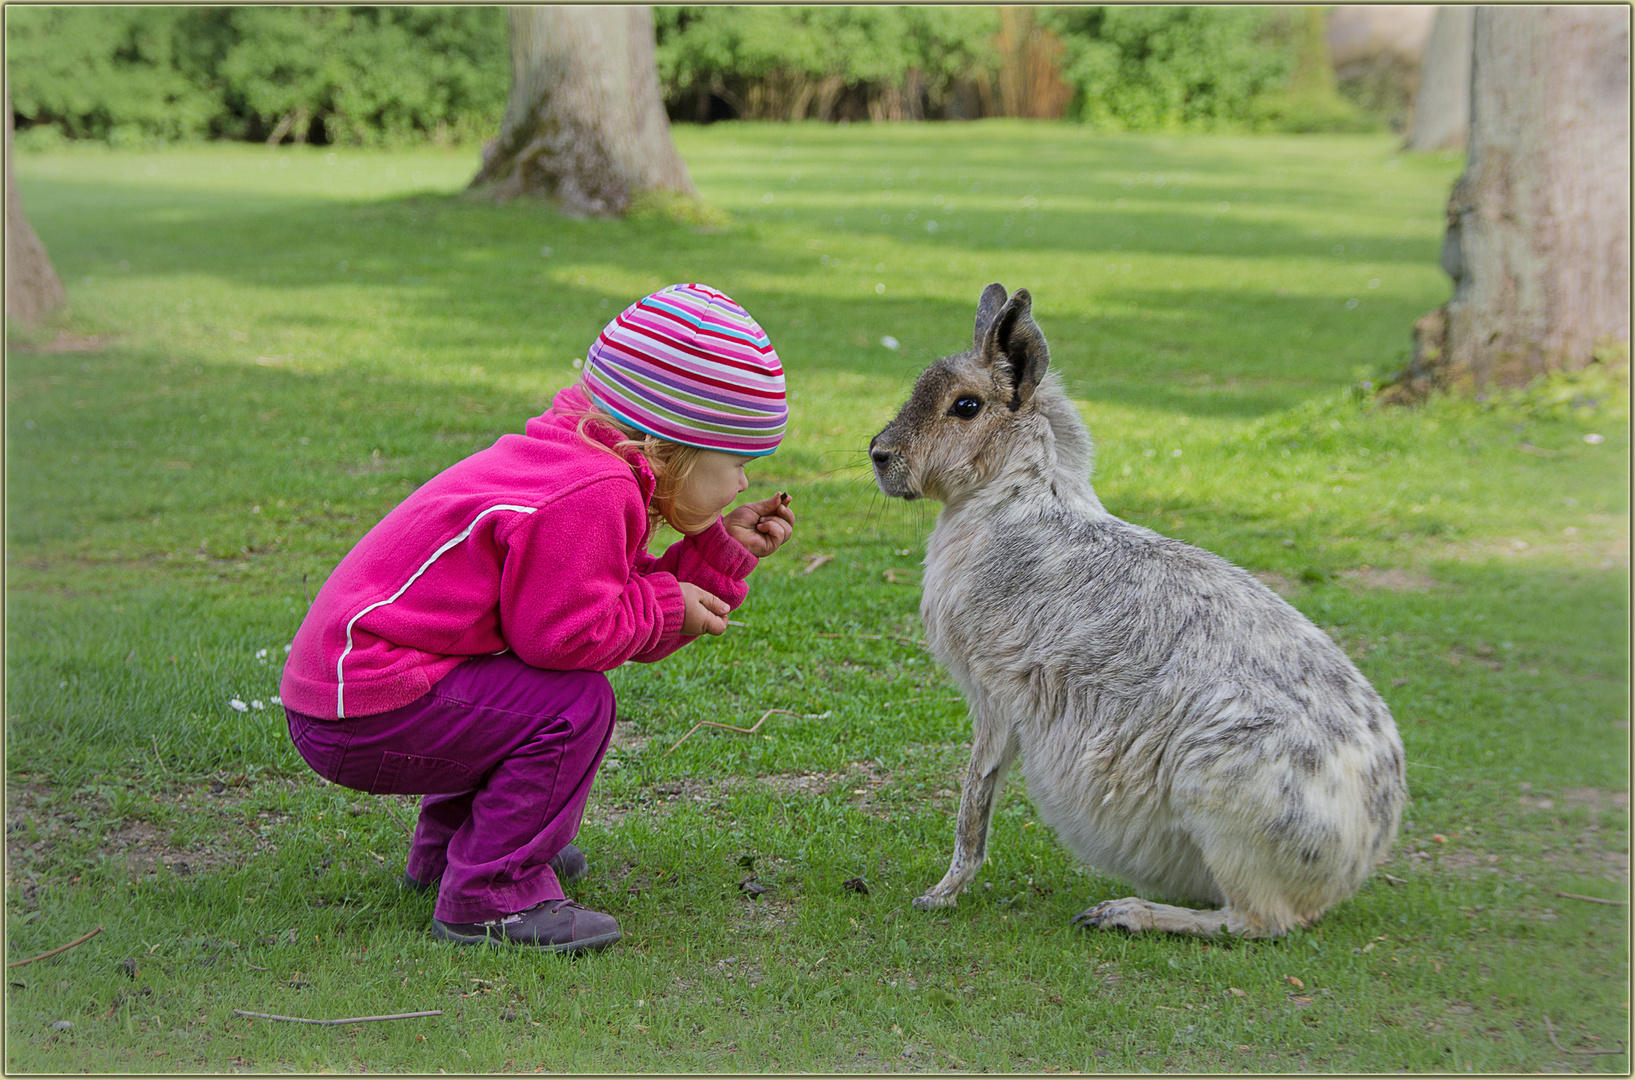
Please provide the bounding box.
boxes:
[377,796,417,836]
[1543,1014,1627,1056]
[801,553,835,575]
[7,926,104,968]
[232,1009,442,1026]
[1554,890,1629,905]
[661,708,832,760]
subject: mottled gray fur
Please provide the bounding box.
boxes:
[868,283,1406,938]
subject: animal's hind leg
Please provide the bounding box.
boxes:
[1073,898,1292,939]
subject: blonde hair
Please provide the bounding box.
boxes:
[561,381,720,536]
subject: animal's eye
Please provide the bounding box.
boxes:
[949,396,982,419]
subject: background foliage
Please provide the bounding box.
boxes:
[6,5,508,148]
[8,4,1383,147]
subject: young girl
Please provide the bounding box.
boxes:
[280,283,795,954]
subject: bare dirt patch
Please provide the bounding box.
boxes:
[1396,790,1630,889]
[8,332,114,354]
[1338,567,1440,592]
[6,782,247,895]
[583,776,740,829]
[1515,788,1630,814]
[1434,526,1630,572]
[585,760,899,829]
[609,724,651,755]
[1252,571,1301,597]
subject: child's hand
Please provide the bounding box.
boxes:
[679,581,730,636]
[724,492,795,558]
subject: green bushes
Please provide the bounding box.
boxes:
[8,4,1383,144]
[654,6,1001,122]
[1044,6,1291,131]
[5,7,218,145]
[654,5,1381,132]
[7,6,507,148]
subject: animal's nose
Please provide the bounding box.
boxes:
[869,446,892,467]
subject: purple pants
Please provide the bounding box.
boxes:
[285,653,615,924]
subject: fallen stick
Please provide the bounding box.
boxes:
[151,734,170,775]
[7,926,104,968]
[801,554,835,575]
[378,797,416,837]
[1543,1014,1627,1056]
[661,709,831,760]
[233,1009,442,1026]
[1555,890,1629,906]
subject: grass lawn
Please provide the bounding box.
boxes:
[6,122,1628,1073]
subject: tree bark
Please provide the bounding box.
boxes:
[5,70,66,330]
[1404,6,1474,152]
[1383,6,1630,403]
[469,6,697,217]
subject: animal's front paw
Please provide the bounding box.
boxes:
[913,892,958,911]
[1072,897,1156,934]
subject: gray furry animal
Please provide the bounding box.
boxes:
[868,283,1405,938]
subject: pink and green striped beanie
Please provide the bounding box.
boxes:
[583,283,786,457]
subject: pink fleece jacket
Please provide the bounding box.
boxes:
[280,385,757,720]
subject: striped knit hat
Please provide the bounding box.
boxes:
[583,283,786,456]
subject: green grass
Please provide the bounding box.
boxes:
[6,123,1628,1073]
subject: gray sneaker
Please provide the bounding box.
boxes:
[431,899,622,954]
[402,844,588,893]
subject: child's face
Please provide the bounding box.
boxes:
[686,449,752,518]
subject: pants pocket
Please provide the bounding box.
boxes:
[370,750,478,796]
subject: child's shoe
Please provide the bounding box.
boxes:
[402,844,587,893]
[431,899,621,954]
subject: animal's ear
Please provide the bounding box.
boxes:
[980,288,1049,410]
[973,283,1008,349]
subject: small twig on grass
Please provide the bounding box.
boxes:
[1543,1014,1627,1056]
[661,708,831,760]
[378,796,416,836]
[1380,873,1406,887]
[7,926,104,968]
[151,734,170,775]
[801,553,835,575]
[233,1009,441,1026]
[883,568,918,584]
[1554,890,1629,906]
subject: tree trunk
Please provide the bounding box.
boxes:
[996,7,1071,120]
[1404,6,1474,152]
[1383,6,1630,403]
[5,70,66,330]
[469,6,697,217]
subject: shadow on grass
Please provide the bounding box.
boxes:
[29,183,1432,419]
